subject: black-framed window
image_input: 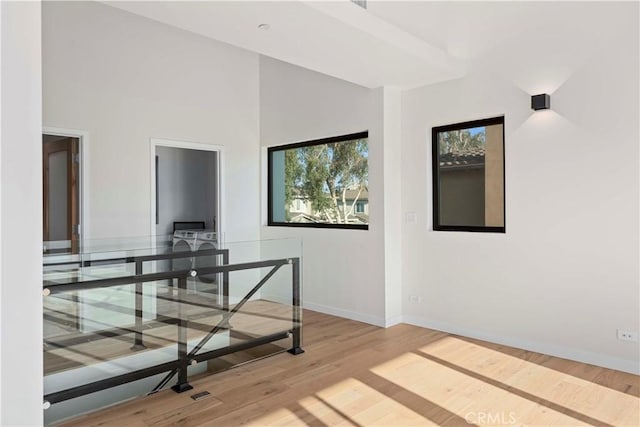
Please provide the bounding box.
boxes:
[432,116,505,233]
[268,131,369,230]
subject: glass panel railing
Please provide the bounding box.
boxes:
[43,236,302,425]
[43,234,175,269]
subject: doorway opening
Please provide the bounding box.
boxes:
[154,146,218,237]
[150,138,223,245]
[43,133,82,254]
[151,139,223,293]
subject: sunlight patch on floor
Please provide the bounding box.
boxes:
[251,378,439,426]
[315,378,439,426]
[371,351,589,426]
[246,407,305,426]
[418,336,640,426]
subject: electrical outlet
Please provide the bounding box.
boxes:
[617,330,638,342]
[409,295,423,303]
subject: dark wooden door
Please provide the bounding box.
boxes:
[43,136,79,253]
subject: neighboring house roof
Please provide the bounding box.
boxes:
[439,147,485,168]
[291,189,369,202]
[290,212,367,224]
[343,189,368,201]
[289,213,320,223]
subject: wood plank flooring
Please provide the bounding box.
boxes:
[57,310,640,427]
[45,291,293,374]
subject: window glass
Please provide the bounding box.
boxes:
[432,117,505,232]
[269,132,368,229]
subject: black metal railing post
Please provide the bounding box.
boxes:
[151,260,286,392]
[131,259,146,350]
[171,276,193,393]
[222,249,230,328]
[288,258,304,355]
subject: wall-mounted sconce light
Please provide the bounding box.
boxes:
[531,94,550,111]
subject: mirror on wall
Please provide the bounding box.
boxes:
[432,116,505,233]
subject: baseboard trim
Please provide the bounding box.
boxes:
[260,293,290,306]
[261,296,402,329]
[303,301,386,327]
[402,315,640,375]
[261,297,639,374]
[384,315,403,328]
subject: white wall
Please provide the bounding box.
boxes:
[382,87,403,326]
[0,1,43,425]
[43,1,260,243]
[400,3,639,373]
[260,56,389,326]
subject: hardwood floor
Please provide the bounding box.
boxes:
[57,309,640,426]
[44,290,293,374]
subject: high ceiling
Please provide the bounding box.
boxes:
[104,1,634,91]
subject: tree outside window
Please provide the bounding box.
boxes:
[269,132,368,229]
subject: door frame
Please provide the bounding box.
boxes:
[150,138,225,245]
[43,126,90,246]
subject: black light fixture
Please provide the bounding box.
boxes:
[531,93,550,111]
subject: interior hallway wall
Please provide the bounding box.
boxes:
[400,2,639,373]
[259,56,390,325]
[0,1,44,424]
[43,1,260,243]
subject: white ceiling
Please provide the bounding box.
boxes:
[104,1,634,91]
[366,1,635,94]
[104,0,465,89]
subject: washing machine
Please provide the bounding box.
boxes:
[172,229,198,271]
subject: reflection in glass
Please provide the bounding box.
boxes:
[43,236,302,424]
[433,117,505,232]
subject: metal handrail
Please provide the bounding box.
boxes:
[43,252,303,407]
[44,258,286,293]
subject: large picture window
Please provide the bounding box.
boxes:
[268,132,369,229]
[432,117,505,233]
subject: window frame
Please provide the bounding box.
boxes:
[432,116,506,233]
[268,131,369,230]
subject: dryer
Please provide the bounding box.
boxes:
[192,231,217,285]
[172,229,218,285]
